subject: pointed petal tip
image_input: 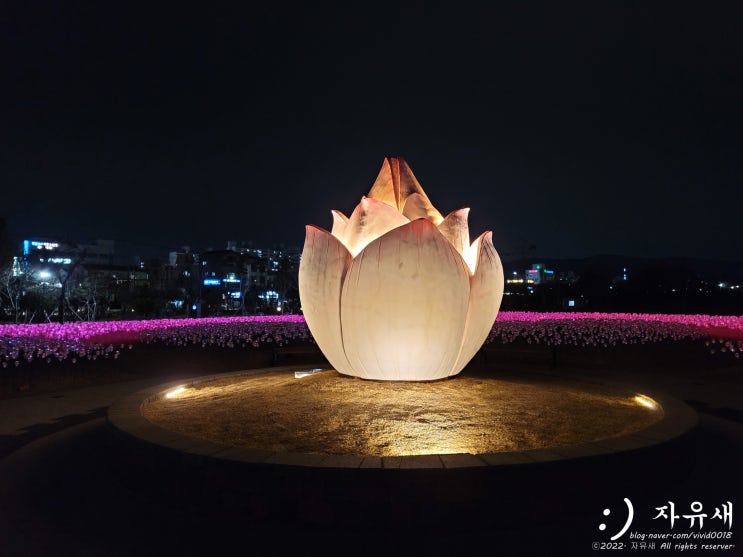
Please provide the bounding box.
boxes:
[306,223,331,235]
[441,207,471,220]
[472,229,494,245]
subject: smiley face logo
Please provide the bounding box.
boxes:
[598,498,634,540]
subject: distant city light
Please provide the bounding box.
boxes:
[31,241,59,250]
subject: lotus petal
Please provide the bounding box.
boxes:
[340,219,471,380]
[367,158,442,224]
[330,210,349,239]
[437,208,471,264]
[334,196,409,257]
[298,225,354,375]
[402,192,445,225]
[450,231,504,375]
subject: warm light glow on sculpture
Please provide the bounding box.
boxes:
[298,157,504,381]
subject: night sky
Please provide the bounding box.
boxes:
[3,2,742,262]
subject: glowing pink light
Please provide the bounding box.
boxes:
[1,312,741,369]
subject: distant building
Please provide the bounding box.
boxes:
[223,241,302,313]
[168,246,199,267]
[524,263,555,285]
[558,270,579,284]
[78,239,115,265]
[200,249,245,312]
[21,237,115,276]
[611,267,629,286]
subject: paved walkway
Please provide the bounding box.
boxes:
[0,359,741,556]
[0,371,208,458]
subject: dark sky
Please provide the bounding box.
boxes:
[2,2,742,262]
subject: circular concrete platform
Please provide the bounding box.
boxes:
[107,365,698,527]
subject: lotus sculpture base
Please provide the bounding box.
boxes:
[108,365,697,527]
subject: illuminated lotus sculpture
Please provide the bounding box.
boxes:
[298,157,504,381]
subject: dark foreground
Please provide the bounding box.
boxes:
[0,342,741,556]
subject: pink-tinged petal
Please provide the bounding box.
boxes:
[298,225,354,375]
[402,192,445,225]
[339,196,409,257]
[330,210,349,240]
[437,208,471,261]
[340,219,470,381]
[367,158,441,218]
[451,231,504,375]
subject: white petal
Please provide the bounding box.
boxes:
[330,210,349,239]
[298,225,355,375]
[450,231,504,376]
[437,208,471,262]
[402,193,444,225]
[339,196,409,257]
[340,219,471,381]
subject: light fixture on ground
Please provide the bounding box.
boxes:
[299,157,504,381]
